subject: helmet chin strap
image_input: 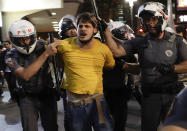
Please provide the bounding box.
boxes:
[150,25,162,38]
[24,44,30,53]
[79,35,94,44]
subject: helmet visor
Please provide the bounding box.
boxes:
[10,34,36,47]
[111,25,134,41]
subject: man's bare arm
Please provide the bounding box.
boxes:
[15,41,60,81]
[122,63,140,75]
[104,28,127,57]
[175,60,187,73]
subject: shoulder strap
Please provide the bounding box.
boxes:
[174,34,183,64]
[168,34,176,44]
[138,36,149,67]
[168,33,177,48]
[34,41,46,57]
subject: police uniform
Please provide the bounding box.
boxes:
[103,55,137,131]
[163,87,187,129]
[5,40,58,131]
[122,31,187,131]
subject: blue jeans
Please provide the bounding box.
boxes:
[67,98,114,131]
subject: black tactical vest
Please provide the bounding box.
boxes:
[16,41,54,94]
[138,31,180,85]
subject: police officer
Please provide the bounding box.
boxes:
[6,19,59,131]
[103,21,137,131]
[161,87,187,131]
[58,16,77,40]
[0,41,16,103]
[103,2,187,131]
[58,16,77,131]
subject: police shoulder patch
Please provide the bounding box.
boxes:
[165,50,173,57]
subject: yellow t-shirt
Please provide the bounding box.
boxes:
[57,37,115,95]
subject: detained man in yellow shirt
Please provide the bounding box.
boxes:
[57,12,115,131]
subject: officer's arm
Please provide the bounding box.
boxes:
[174,60,187,73]
[104,28,127,57]
[174,38,187,73]
[123,63,140,75]
[14,42,59,81]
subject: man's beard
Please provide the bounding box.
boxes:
[147,25,162,38]
[79,35,93,44]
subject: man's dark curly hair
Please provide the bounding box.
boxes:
[76,12,98,29]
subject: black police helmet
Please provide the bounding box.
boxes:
[58,20,76,38]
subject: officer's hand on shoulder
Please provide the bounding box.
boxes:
[99,19,108,32]
[154,64,174,75]
[45,40,61,56]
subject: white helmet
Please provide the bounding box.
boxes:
[8,20,37,54]
[137,2,168,31]
[108,21,135,43]
[165,27,176,34]
[59,14,76,25]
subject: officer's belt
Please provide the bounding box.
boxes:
[67,92,105,124]
[142,82,179,94]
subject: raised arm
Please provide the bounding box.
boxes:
[104,28,127,57]
[174,60,187,73]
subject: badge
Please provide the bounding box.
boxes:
[165,50,173,57]
[183,38,187,45]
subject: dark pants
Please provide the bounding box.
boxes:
[60,88,70,131]
[0,86,2,96]
[0,73,4,86]
[63,97,70,131]
[141,93,175,131]
[104,87,130,131]
[0,74,3,95]
[18,94,58,131]
[4,72,16,99]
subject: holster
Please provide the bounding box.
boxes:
[13,87,26,100]
[141,82,184,97]
[40,88,60,101]
[51,88,61,101]
[60,88,67,99]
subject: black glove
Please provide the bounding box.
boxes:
[60,88,67,99]
[155,64,174,74]
[99,20,108,32]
